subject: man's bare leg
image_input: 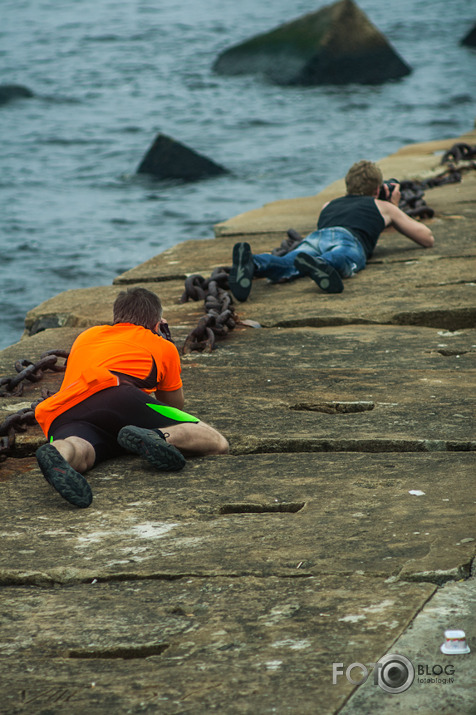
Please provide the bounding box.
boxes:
[50,436,96,472]
[164,420,229,456]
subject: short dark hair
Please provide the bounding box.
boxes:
[113,287,162,330]
[345,160,383,196]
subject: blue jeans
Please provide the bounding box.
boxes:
[253,227,367,283]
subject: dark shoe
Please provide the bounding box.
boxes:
[36,443,93,508]
[294,253,344,293]
[229,242,254,302]
[117,426,186,471]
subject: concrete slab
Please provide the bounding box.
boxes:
[207,233,475,328]
[0,577,434,715]
[3,326,475,458]
[22,250,476,337]
[340,577,476,715]
[177,326,476,446]
[113,234,244,284]
[0,452,474,583]
[21,283,203,340]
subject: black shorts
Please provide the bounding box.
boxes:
[48,384,199,464]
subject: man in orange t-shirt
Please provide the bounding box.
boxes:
[35,287,228,509]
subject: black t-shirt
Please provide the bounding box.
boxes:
[317,195,385,258]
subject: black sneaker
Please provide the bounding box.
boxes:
[117,426,186,471]
[36,443,93,508]
[294,253,344,293]
[229,242,254,302]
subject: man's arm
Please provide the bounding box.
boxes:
[375,198,435,248]
[151,325,185,410]
[155,387,185,410]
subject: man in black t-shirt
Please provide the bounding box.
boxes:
[229,160,434,300]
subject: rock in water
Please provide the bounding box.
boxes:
[0,84,34,105]
[461,22,476,47]
[213,0,411,86]
[137,133,229,182]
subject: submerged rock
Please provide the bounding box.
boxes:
[213,0,411,86]
[0,84,34,105]
[137,133,229,182]
[461,22,476,47]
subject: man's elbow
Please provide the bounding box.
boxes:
[170,392,185,410]
[419,228,434,248]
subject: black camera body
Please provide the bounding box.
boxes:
[378,178,399,201]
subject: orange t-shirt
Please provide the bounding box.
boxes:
[35,323,182,436]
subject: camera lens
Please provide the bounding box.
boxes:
[377,654,414,693]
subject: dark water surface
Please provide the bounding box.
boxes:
[1,0,475,349]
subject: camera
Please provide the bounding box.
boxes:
[158,320,174,342]
[378,178,399,201]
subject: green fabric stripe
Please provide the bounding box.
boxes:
[146,403,200,423]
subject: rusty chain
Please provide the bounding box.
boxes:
[440,142,476,164]
[0,350,68,462]
[272,228,303,257]
[0,349,69,398]
[180,267,237,353]
[0,397,48,463]
[397,179,436,219]
[399,143,475,217]
[397,164,464,219]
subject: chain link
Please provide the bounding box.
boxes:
[0,391,56,462]
[0,349,69,398]
[180,267,237,353]
[441,142,476,164]
[0,350,68,462]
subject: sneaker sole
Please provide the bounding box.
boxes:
[117,426,186,471]
[36,444,93,508]
[294,253,344,293]
[229,242,253,302]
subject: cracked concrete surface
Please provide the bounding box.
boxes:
[1,128,475,713]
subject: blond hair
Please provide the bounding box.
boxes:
[345,160,383,196]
